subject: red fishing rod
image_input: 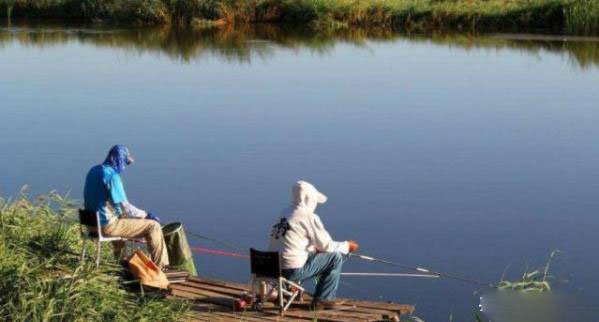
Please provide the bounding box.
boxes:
[184,231,494,286]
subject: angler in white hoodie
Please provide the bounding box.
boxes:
[269,180,359,308]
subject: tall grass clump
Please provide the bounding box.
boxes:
[566,0,599,34]
[0,191,189,321]
[497,250,561,292]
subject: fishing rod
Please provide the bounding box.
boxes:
[351,253,497,288]
[184,230,494,286]
[342,272,439,278]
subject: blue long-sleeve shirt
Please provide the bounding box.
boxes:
[83,164,127,227]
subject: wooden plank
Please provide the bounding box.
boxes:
[186,278,410,314]
[336,305,399,321]
[165,269,190,278]
[337,298,415,315]
[184,278,401,316]
[170,277,413,322]
[186,316,212,322]
[231,311,288,322]
[286,302,389,319]
[191,312,233,322]
[174,285,369,321]
[287,306,384,322]
[188,276,250,291]
[170,287,235,308]
[213,311,285,322]
[182,280,247,298]
[212,312,267,322]
[185,297,286,322]
[171,284,237,300]
[262,308,367,322]
[178,283,386,321]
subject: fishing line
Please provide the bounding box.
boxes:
[342,272,439,278]
[189,246,250,259]
[182,230,494,287]
[186,231,245,252]
[184,245,386,299]
[351,253,497,288]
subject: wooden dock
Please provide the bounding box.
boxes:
[165,272,414,322]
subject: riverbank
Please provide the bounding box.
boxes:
[0,191,417,321]
[0,192,189,321]
[2,0,599,34]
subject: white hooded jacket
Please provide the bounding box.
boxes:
[268,181,349,269]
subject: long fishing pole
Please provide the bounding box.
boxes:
[342,272,439,278]
[184,230,494,286]
[351,253,497,288]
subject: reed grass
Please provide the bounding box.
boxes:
[497,250,560,292]
[565,0,599,34]
[2,0,599,34]
[0,192,190,321]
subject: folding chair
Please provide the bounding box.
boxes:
[250,248,305,315]
[78,209,140,267]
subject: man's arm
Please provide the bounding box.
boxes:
[121,201,148,219]
[310,215,349,254]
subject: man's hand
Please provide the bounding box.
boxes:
[348,240,359,253]
[146,213,161,223]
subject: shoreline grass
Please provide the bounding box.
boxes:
[1,0,599,35]
[0,192,190,321]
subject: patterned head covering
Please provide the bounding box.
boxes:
[103,145,134,174]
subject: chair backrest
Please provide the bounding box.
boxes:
[250,248,281,279]
[78,209,100,238]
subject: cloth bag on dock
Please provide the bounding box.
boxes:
[162,222,197,276]
[128,249,170,289]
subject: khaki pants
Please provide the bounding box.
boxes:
[102,218,170,268]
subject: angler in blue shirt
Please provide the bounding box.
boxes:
[84,145,169,268]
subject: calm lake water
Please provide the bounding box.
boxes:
[2,22,599,321]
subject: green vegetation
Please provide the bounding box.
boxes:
[0,192,189,321]
[2,0,599,34]
[565,0,599,34]
[497,250,560,292]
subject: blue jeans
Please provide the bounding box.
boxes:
[282,252,345,301]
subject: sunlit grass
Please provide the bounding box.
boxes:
[565,0,599,34]
[0,191,189,321]
[497,250,561,292]
[2,0,599,34]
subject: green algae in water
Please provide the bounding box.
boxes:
[497,250,560,292]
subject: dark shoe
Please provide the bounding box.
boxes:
[310,299,347,310]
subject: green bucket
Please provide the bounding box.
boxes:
[162,222,197,276]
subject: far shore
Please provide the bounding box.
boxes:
[2,0,599,35]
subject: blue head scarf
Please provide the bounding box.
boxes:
[103,145,133,174]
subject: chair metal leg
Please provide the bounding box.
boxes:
[96,240,102,268]
[278,277,285,315]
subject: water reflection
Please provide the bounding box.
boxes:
[1,20,599,68]
[479,290,594,322]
